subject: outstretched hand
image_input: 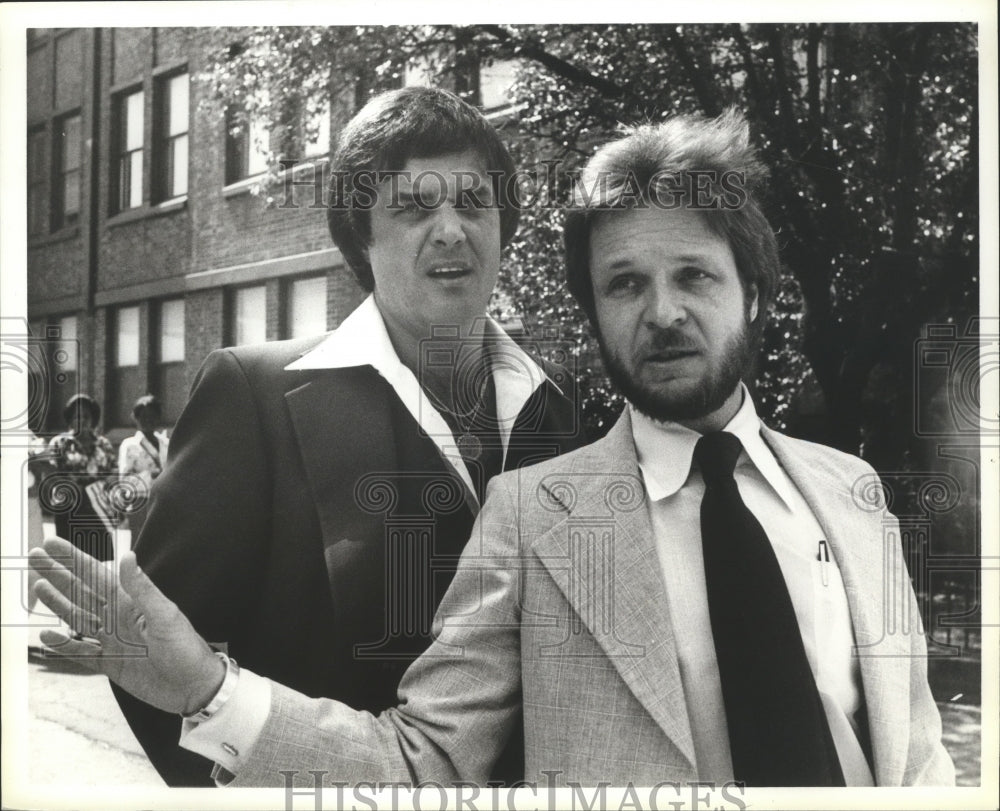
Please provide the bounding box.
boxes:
[29,537,225,716]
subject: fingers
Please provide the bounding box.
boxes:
[119,552,179,624]
[28,546,111,617]
[39,536,115,592]
[33,579,103,638]
[38,629,105,670]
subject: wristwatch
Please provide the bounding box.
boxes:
[182,651,240,722]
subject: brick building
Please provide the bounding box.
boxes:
[27,27,515,443]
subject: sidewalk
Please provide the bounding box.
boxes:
[27,648,161,786]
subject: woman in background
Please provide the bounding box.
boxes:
[43,394,117,562]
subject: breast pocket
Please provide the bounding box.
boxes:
[811,552,864,712]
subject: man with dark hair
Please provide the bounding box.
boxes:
[327,86,521,293]
[109,86,583,786]
[35,110,952,787]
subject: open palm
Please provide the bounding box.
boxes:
[29,537,224,716]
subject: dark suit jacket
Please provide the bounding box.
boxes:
[113,332,584,785]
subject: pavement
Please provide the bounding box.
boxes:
[26,645,161,786]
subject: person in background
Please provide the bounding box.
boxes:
[118,394,170,543]
[41,394,117,562]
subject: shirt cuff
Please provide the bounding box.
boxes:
[179,667,272,784]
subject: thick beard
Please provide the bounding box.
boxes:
[597,320,754,424]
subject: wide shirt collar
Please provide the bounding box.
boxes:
[284,294,552,505]
[630,383,797,510]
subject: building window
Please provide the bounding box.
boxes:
[111,305,141,427]
[113,89,144,212]
[301,104,331,160]
[157,299,185,363]
[284,276,327,339]
[52,113,82,230]
[229,286,267,346]
[225,97,327,184]
[28,128,47,235]
[225,107,269,184]
[116,306,140,367]
[153,299,185,423]
[154,71,189,201]
[479,60,518,111]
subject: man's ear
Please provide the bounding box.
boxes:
[747,283,759,323]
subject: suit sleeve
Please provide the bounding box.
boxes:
[112,348,273,786]
[857,458,955,788]
[890,507,957,786]
[225,474,525,787]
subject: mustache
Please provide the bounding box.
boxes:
[644,328,700,354]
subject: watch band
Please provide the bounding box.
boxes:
[182,651,240,722]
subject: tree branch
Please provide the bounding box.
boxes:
[474,24,633,101]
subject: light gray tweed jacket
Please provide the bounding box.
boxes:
[229,411,955,788]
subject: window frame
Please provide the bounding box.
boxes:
[224,106,270,186]
[109,304,142,428]
[224,97,330,189]
[153,69,190,203]
[152,298,186,423]
[51,111,82,231]
[111,86,145,214]
[226,284,268,347]
[28,127,48,235]
[282,274,328,340]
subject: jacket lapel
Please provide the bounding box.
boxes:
[285,367,401,554]
[763,428,911,785]
[284,366,479,624]
[531,413,696,771]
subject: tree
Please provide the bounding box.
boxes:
[201,23,979,463]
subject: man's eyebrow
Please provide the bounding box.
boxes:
[600,251,717,271]
[673,252,716,263]
[603,258,639,272]
[457,175,487,190]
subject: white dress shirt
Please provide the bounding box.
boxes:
[631,385,875,785]
[117,430,170,486]
[181,294,552,779]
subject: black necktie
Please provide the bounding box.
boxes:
[695,431,846,786]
